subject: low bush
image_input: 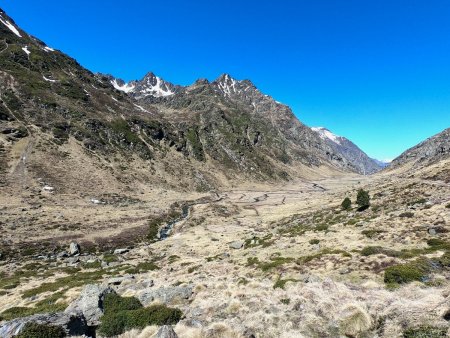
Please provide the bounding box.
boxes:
[16,322,66,338]
[403,325,447,338]
[384,259,430,285]
[103,293,142,315]
[399,212,414,218]
[309,239,320,245]
[98,304,182,337]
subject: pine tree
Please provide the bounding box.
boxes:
[341,197,352,210]
[356,189,370,210]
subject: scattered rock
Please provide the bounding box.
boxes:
[229,241,243,249]
[107,275,135,286]
[64,284,115,326]
[0,312,88,338]
[155,325,178,338]
[428,228,437,236]
[69,242,80,256]
[137,285,193,306]
[57,251,69,258]
[113,248,129,255]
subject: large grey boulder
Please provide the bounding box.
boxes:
[155,325,178,338]
[0,312,88,338]
[64,284,114,326]
[137,285,193,306]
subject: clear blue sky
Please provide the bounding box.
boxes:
[3,0,450,160]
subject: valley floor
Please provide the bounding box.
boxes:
[1,170,450,337]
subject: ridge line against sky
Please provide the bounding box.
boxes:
[2,0,450,160]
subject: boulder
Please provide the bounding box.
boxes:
[229,241,243,249]
[107,275,135,286]
[64,284,114,326]
[0,312,88,338]
[113,248,129,255]
[155,325,178,338]
[137,285,193,306]
[69,242,80,256]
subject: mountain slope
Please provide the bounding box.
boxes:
[390,127,450,168]
[388,127,450,181]
[0,7,371,204]
[311,127,383,174]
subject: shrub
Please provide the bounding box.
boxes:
[103,293,142,315]
[384,260,430,285]
[98,304,182,337]
[309,239,320,245]
[341,197,352,210]
[403,326,447,338]
[361,229,385,238]
[356,189,370,210]
[399,212,414,218]
[16,322,66,338]
[273,278,297,289]
[446,203,450,209]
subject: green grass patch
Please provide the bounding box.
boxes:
[273,278,298,289]
[124,261,159,274]
[1,292,67,320]
[361,229,385,239]
[298,248,351,264]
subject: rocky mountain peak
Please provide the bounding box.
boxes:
[107,72,179,98]
[311,127,383,175]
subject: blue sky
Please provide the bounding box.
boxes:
[3,0,450,160]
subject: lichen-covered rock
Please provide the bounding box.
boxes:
[64,284,114,326]
[0,312,88,338]
[137,285,193,306]
[155,325,179,338]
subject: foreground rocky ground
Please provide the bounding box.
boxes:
[0,162,449,337]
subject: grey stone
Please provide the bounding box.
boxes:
[107,275,135,285]
[0,312,88,338]
[428,228,437,236]
[57,251,69,258]
[156,325,178,338]
[69,242,80,256]
[229,241,243,249]
[137,285,193,306]
[113,248,129,255]
[64,284,114,326]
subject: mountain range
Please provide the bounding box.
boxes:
[0,7,448,197]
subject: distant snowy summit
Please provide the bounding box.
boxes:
[108,72,181,98]
[311,127,345,145]
[311,127,385,174]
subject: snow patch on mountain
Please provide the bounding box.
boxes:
[43,46,55,52]
[311,127,342,145]
[111,79,135,93]
[22,46,30,55]
[139,75,174,97]
[0,14,22,37]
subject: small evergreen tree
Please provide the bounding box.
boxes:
[356,189,370,210]
[341,197,351,210]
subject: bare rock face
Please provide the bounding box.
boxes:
[64,284,115,326]
[155,325,179,338]
[0,312,88,338]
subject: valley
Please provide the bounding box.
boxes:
[0,7,449,338]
